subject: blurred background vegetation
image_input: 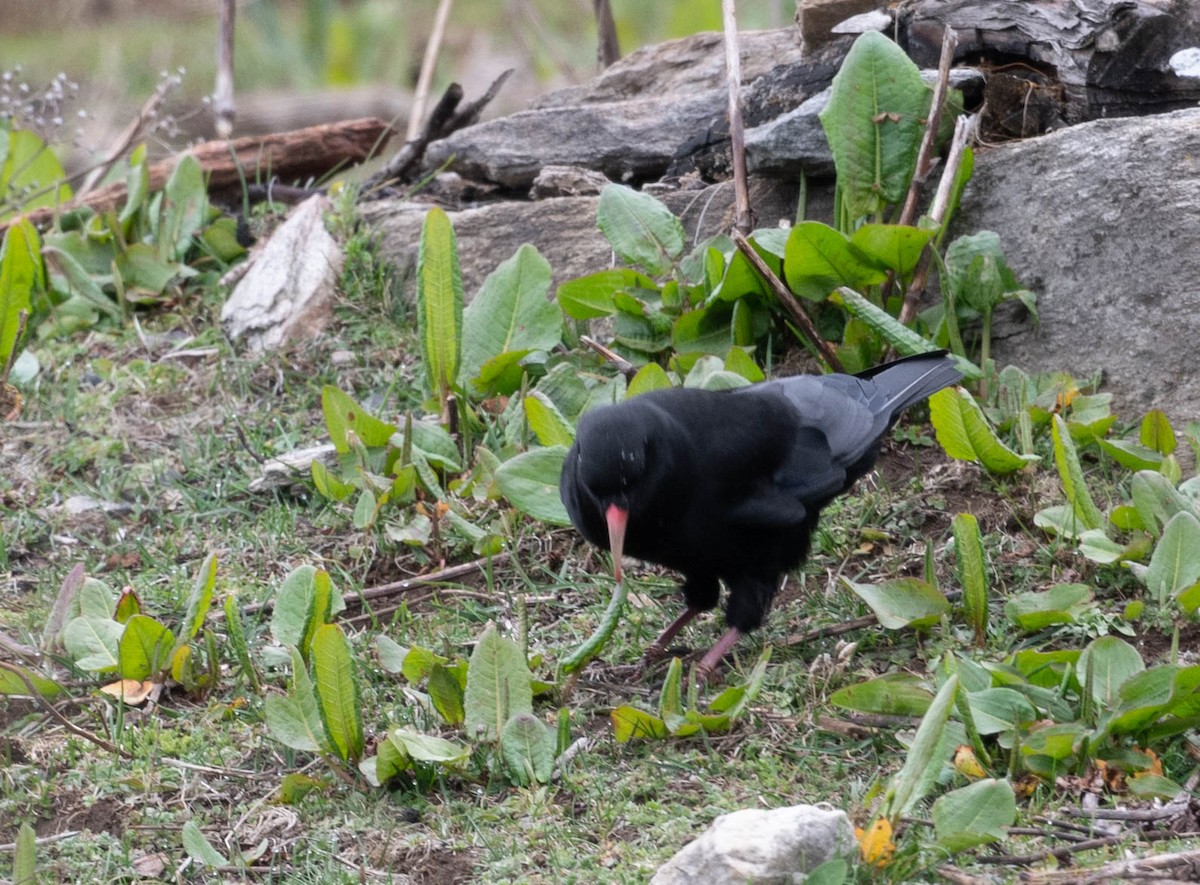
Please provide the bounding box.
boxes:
[3,0,794,168]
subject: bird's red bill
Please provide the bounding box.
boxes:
[605,503,628,583]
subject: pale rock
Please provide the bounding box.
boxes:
[221,195,343,352]
[651,804,856,885]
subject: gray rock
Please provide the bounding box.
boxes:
[650,804,856,885]
[532,29,806,109]
[954,106,1200,420]
[423,90,728,189]
[361,178,801,301]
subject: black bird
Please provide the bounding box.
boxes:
[559,351,962,680]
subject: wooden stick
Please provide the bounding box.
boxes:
[408,0,455,141]
[594,0,620,69]
[75,74,180,200]
[580,335,638,381]
[1,118,393,235]
[722,0,752,235]
[731,230,844,372]
[213,0,237,139]
[898,26,957,228]
[230,554,510,619]
[896,114,974,326]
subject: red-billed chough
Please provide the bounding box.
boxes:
[559,350,962,680]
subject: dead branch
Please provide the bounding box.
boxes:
[214,0,237,139]
[898,26,957,228]
[722,0,752,235]
[408,0,455,141]
[896,114,976,326]
[580,335,638,381]
[2,118,393,235]
[731,230,844,373]
[594,0,620,69]
[365,70,512,193]
[229,554,510,619]
[0,660,132,759]
[1017,845,1200,884]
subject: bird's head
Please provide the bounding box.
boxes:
[571,404,662,582]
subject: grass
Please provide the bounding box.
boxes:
[3,197,1200,883]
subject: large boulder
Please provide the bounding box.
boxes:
[954,107,1200,420]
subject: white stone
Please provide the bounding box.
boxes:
[651,804,856,885]
[221,195,343,352]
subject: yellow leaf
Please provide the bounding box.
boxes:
[953,744,987,780]
[98,678,158,704]
[857,817,896,867]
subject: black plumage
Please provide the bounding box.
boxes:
[559,351,963,679]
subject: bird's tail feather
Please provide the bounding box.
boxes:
[858,351,963,416]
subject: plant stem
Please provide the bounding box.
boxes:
[721,0,752,235]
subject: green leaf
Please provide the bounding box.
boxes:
[952,513,989,646]
[929,387,1038,473]
[672,305,735,356]
[1135,511,1200,605]
[556,268,655,319]
[596,184,685,276]
[819,31,931,220]
[0,219,42,368]
[428,663,465,725]
[830,673,933,717]
[463,621,533,741]
[0,664,63,699]
[1078,636,1144,708]
[1004,583,1094,630]
[42,243,121,321]
[160,154,207,259]
[264,647,326,753]
[400,644,449,683]
[495,446,571,525]
[843,577,949,629]
[311,623,364,762]
[270,565,333,652]
[943,232,1019,313]
[1127,774,1183,800]
[837,289,981,380]
[611,705,669,742]
[783,222,886,301]
[501,712,555,785]
[118,614,175,681]
[389,726,469,766]
[523,391,575,447]
[181,819,229,868]
[0,129,72,217]
[932,779,1015,852]
[321,386,397,452]
[373,635,408,674]
[723,346,764,383]
[560,576,629,675]
[1051,414,1103,532]
[63,615,122,673]
[658,657,686,731]
[1140,410,1176,455]
[416,207,463,402]
[1131,470,1195,538]
[849,224,933,280]
[627,363,673,397]
[177,552,217,650]
[460,244,561,392]
[14,821,36,885]
[682,355,750,390]
[886,675,959,817]
[966,688,1037,736]
[1096,438,1163,472]
[113,244,183,300]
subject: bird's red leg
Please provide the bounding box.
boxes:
[643,607,704,661]
[695,627,743,682]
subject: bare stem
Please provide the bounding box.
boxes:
[408,0,455,141]
[213,0,237,139]
[731,231,843,373]
[722,0,752,235]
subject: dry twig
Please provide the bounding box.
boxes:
[722,0,752,235]
[580,335,637,381]
[731,230,844,372]
[408,0,455,141]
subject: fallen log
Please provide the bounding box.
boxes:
[2,117,394,233]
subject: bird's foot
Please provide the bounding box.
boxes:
[694,627,743,684]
